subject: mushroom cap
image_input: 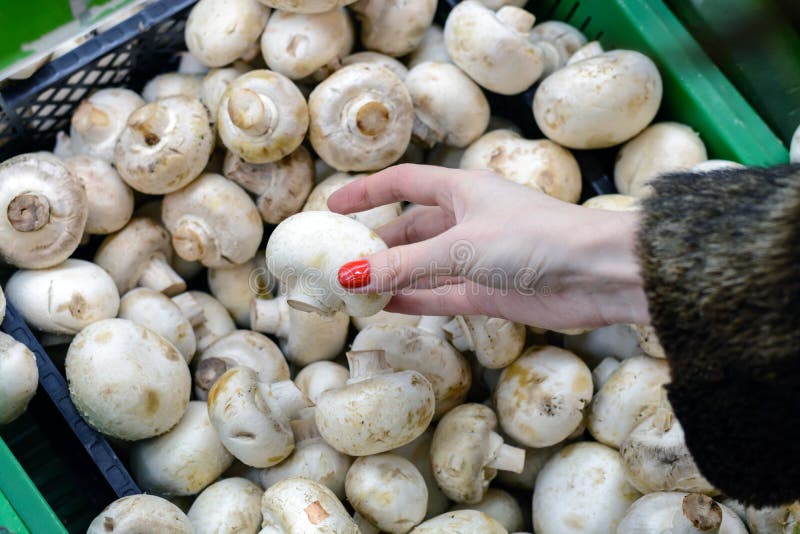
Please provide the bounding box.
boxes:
[342,51,409,80]
[261,477,359,533]
[614,122,708,198]
[567,40,604,65]
[352,310,421,331]
[410,510,508,533]
[223,146,314,224]
[66,318,191,440]
[64,155,134,235]
[176,290,237,352]
[689,159,744,173]
[162,173,264,268]
[346,453,428,533]
[185,0,270,68]
[218,70,309,164]
[142,73,204,102]
[563,323,652,366]
[207,254,271,327]
[261,8,354,80]
[119,288,197,363]
[70,88,144,161]
[533,442,640,534]
[392,428,451,519]
[266,211,391,317]
[0,153,87,269]
[0,285,5,325]
[792,123,800,163]
[302,172,401,229]
[294,361,349,405]
[308,64,414,172]
[444,315,525,369]
[406,62,490,148]
[258,0,357,13]
[582,193,639,211]
[201,64,251,124]
[0,332,38,424]
[187,477,263,534]
[87,494,192,534]
[408,25,450,69]
[6,259,120,335]
[352,0,437,57]
[530,21,587,63]
[533,49,662,149]
[618,493,747,534]
[130,401,234,496]
[451,488,523,532]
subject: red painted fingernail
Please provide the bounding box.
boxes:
[338,259,370,289]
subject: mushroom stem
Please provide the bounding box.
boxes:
[171,217,217,264]
[290,416,322,443]
[194,357,230,394]
[674,494,722,533]
[129,103,173,147]
[442,316,473,352]
[486,432,526,473]
[347,350,393,381]
[261,380,310,419]
[172,292,206,327]
[139,254,186,296]
[411,115,441,149]
[228,88,273,136]
[496,6,535,34]
[7,193,51,232]
[72,101,111,142]
[344,95,391,137]
[250,298,289,338]
[286,282,339,315]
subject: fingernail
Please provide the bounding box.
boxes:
[338,259,370,289]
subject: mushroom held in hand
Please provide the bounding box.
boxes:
[533,50,662,149]
[261,477,359,533]
[185,0,269,68]
[0,153,87,269]
[352,0,436,57]
[308,64,413,172]
[618,492,747,534]
[86,494,192,534]
[302,173,401,229]
[6,259,119,335]
[265,211,391,316]
[70,88,145,161]
[187,477,263,534]
[0,332,38,424]
[118,288,196,363]
[66,319,191,440]
[217,70,309,164]
[411,510,508,533]
[64,155,134,235]
[173,290,236,352]
[443,315,525,369]
[431,403,525,504]
[315,350,435,456]
[114,96,214,194]
[130,401,233,496]
[451,488,524,533]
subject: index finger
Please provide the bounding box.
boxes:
[327,164,463,214]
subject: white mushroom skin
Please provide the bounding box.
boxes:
[564,322,661,366]
[0,332,38,424]
[746,502,800,533]
[86,494,192,534]
[346,453,428,533]
[531,21,587,64]
[410,510,508,533]
[187,477,263,534]
[391,428,451,519]
[130,401,234,496]
[352,310,420,331]
[0,285,5,325]
[294,361,349,405]
[66,318,191,440]
[303,172,401,230]
[70,88,145,161]
[689,159,745,173]
[257,0,358,13]
[142,73,203,102]
[342,51,409,80]
[591,357,621,392]
[185,0,270,68]
[583,194,639,211]
[260,477,359,533]
[443,315,525,369]
[615,122,708,198]
[119,288,197,363]
[791,123,800,163]
[567,40,605,65]
[201,64,250,124]
[533,50,663,149]
[451,488,523,533]
[407,25,450,69]
[5,259,120,335]
[352,0,437,57]
[64,155,134,235]
[618,492,748,534]
[207,252,272,327]
[174,290,236,352]
[533,442,641,534]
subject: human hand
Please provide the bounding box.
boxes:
[327,164,650,330]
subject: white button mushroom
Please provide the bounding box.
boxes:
[70,88,145,161]
[119,288,197,363]
[187,477,263,534]
[64,155,134,235]
[94,217,186,296]
[689,159,745,173]
[591,357,621,391]
[566,40,605,65]
[142,73,204,102]
[294,361,349,405]
[0,153,87,269]
[0,332,38,425]
[6,259,119,335]
[530,21,587,64]
[443,315,526,369]
[408,25,450,69]
[791,123,800,163]
[303,172,402,229]
[533,442,640,534]
[352,0,436,57]
[208,367,310,467]
[201,64,250,124]
[342,51,409,80]
[588,355,671,448]
[308,64,414,172]
[208,252,272,327]
[265,210,391,316]
[346,453,428,533]
[494,345,593,448]
[223,146,314,224]
[746,502,800,533]
[352,324,471,418]
[451,488,523,533]
[114,96,214,195]
[185,0,270,68]
[460,129,582,203]
[66,318,191,440]
[431,403,525,504]
[615,122,709,198]
[582,193,639,211]
[193,329,290,400]
[533,49,663,149]
[392,428,452,519]
[162,173,263,268]
[410,510,508,533]
[218,70,309,164]
[315,350,435,456]
[86,494,192,534]
[173,290,236,352]
[257,0,357,12]
[130,401,234,496]
[0,285,5,325]
[352,310,421,331]
[618,492,748,534]
[495,442,562,491]
[260,477,359,533]
[564,323,661,366]
[250,294,349,366]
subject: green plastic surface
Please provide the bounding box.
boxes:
[0,487,30,534]
[530,0,789,166]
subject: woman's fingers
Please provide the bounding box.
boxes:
[385,284,493,316]
[376,205,454,247]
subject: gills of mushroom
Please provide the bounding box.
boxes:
[342,51,409,80]
[302,172,401,230]
[218,70,309,164]
[185,0,270,68]
[460,129,582,203]
[261,477,359,533]
[408,25,450,69]
[308,64,413,172]
[201,64,250,125]
[70,88,144,161]
[64,155,134,235]
[0,153,88,269]
[114,96,214,195]
[442,315,526,369]
[315,350,435,456]
[207,252,273,327]
[352,0,436,57]
[265,211,391,317]
[87,495,192,534]
[392,429,452,519]
[294,361,349,405]
[411,509,508,533]
[173,290,236,352]
[66,319,191,440]
[130,401,234,496]
[0,332,39,425]
[618,492,748,534]
[451,488,524,532]
[141,73,204,102]
[5,259,120,335]
[162,173,263,268]
[187,477,263,534]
